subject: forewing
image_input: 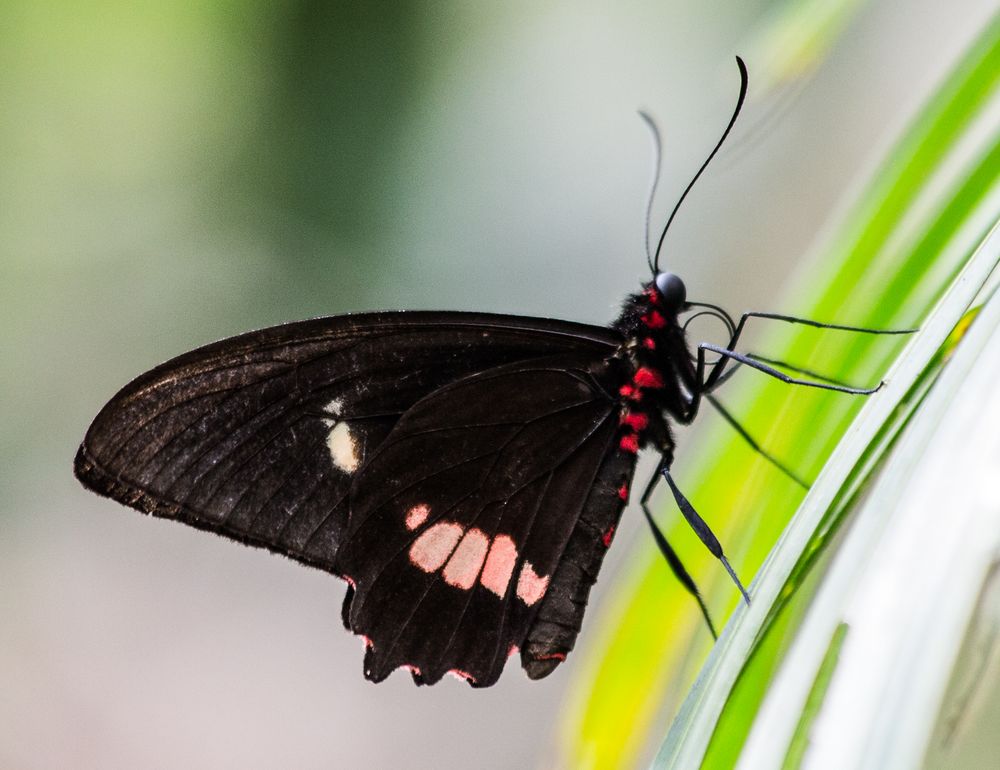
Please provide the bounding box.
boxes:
[75,312,619,573]
[337,354,627,686]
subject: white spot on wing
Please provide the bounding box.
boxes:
[325,397,344,416]
[327,421,360,473]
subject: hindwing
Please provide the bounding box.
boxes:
[337,354,635,685]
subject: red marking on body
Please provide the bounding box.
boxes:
[641,310,666,329]
[535,652,567,662]
[617,484,629,500]
[443,528,489,590]
[643,337,656,350]
[645,286,659,304]
[619,434,639,453]
[409,521,463,573]
[405,503,430,530]
[448,669,476,683]
[633,367,664,388]
[481,535,518,597]
[516,562,550,606]
[620,412,649,431]
[602,525,616,547]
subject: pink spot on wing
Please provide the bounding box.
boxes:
[403,664,421,676]
[516,562,550,606]
[507,644,520,658]
[443,528,489,590]
[405,503,430,530]
[481,535,518,597]
[409,521,463,573]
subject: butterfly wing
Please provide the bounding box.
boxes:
[338,354,638,685]
[75,312,620,574]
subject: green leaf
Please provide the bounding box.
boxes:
[558,12,1000,770]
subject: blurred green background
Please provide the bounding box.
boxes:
[1,1,995,768]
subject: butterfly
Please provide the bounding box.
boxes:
[74,58,905,687]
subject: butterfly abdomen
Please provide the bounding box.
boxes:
[609,282,695,454]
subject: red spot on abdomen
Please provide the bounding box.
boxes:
[633,367,664,388]
[641,310,666,329]
[620,412,649,431]
[619,434,639,453]
[617,484,629,501]
[602,525,616,547]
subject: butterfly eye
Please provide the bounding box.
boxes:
[655,272,687,308]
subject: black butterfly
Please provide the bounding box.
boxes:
[74,58,905,687]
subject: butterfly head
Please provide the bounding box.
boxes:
[654,272,686,311]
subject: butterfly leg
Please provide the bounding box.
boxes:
[701,310,915,391]
[640,466,718,639]
[705,394,809,489]
[657,466,751,606]
[708,353,878,394]
[700,344,883,395]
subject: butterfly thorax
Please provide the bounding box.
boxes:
[608,282,699,456]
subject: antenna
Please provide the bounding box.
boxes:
[638,111,664,274]
[652,56,749,273]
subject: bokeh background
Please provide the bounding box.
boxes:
[2,1,996,768]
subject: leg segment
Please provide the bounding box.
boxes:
[701,310,915,392]
[700,344,883,395]
[705,394,809,490]
[661,469,751,605]
[640,465,718,639]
